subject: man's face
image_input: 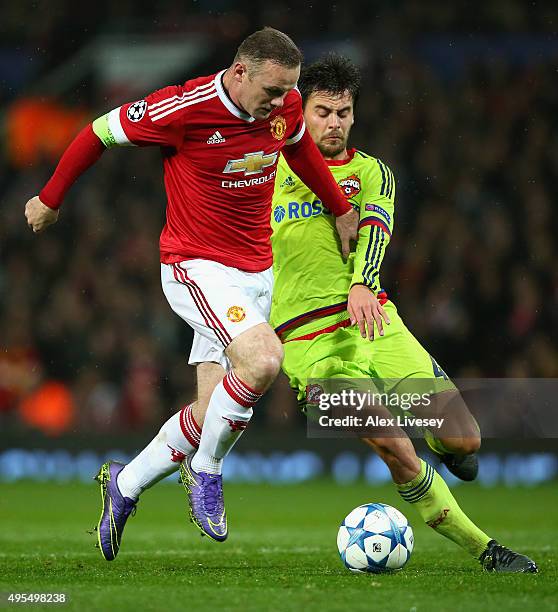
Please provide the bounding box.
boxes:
[304,91,354,157]
[235,60,300,120]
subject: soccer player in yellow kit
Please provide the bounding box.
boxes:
[269,54,537,573]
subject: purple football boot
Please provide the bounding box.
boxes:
[179,456,228,542]
[93,461,137,560]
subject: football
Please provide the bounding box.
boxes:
[337,503,414,573]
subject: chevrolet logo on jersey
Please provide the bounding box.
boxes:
[223,151,278,176]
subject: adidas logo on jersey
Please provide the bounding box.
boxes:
[207,130,226,144]
[281,175,296,188]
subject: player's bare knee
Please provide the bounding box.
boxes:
[249,346,283,387]
[227,324,283,389]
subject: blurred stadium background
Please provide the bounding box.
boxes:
[1,1,558,486]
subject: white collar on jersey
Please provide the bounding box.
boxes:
[214,69,256,123]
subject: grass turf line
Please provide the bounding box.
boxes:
[1,481,556,611]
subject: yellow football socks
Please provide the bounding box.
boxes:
[397,459,491,558]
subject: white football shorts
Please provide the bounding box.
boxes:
[161,259,274,370]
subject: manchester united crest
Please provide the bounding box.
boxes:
[227,306,246,323]
[270,115,287,140]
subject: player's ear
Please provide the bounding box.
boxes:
[231,61,247,83]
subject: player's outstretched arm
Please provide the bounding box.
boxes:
[25,123,106,232]
[282,129,358,259]
[27,86,185,232]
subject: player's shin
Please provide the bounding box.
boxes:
[397,459,491,558]
[191,371,262,475]
[117,404,201,500]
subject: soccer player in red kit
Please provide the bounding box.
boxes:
[24,28,358,559]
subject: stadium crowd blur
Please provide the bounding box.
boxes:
[1,1,557,435]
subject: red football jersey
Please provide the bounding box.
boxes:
[108,70,305,272]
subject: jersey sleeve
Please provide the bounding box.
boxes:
[351,158,395,293]
[284,88,306,145]
[92,85,187,149]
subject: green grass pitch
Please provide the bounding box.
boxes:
[1,480,556,611]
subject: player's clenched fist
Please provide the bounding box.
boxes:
[25,196,59,233]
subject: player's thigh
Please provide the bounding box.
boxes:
[224,264,280,370]
[372,302,456,393]
[161,260,270,352]
[373,303,478,441]
[189,330,230,371]
[282,327,370,403]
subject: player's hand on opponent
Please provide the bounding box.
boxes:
[25,196,59,233]
[348,284,391,341]
[335,208,359,260]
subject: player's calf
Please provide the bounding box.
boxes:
[422,391,481,481]
[187,324,282,538]
[363,435,421,484]
[192,362,227,426]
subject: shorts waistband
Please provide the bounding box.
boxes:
[283,318,352,343]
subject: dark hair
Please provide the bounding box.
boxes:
[235,27,303,70]
[299,54,361,107]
